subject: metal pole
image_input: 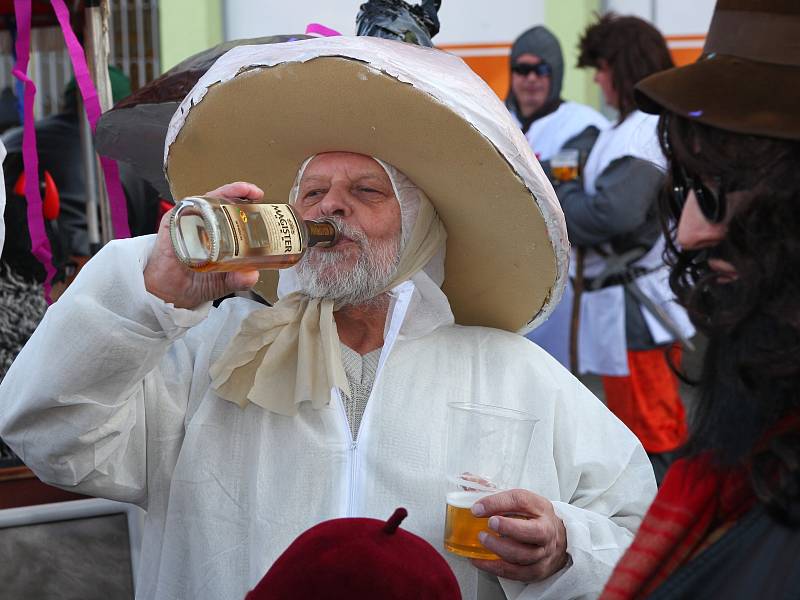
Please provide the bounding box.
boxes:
[149,0,160,77]
[79,106,101,250]
[83,0,115,247]
[135,0,146,88]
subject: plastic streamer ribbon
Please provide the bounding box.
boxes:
[51,0,131,241]
[12,0,56,301]
[304,23,341,37]
[12,0,133,303]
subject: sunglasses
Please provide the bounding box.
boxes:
[671,162,727,224]
[511,62,552,78]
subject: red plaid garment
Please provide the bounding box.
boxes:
[600,453,753,600]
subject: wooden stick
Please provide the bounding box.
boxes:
[569,246,585,375]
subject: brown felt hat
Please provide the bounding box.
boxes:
[164,36,569,334]
[635,0,800,140]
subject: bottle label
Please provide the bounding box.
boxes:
[219,203,303,258]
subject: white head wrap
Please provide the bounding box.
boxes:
[277,155,445,297]
[209,155,449,415]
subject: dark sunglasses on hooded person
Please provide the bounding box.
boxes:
[511,62,553,78]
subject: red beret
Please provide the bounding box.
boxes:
[246,508,461,599]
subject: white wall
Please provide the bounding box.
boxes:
[654,0,714,36]
[603,0,652,20]
[224,1,363,39]
[224,1,714,45]
[224,0,545,45]
[436,1,544,45]
[604,0,715,35]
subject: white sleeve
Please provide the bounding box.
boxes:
[0,235,211,508]
[503,373,657,600]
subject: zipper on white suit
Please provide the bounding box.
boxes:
[336,389,360,517]
[333,281,415,519]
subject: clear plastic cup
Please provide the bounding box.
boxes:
[551,148,580,182]
[443,402,537,559]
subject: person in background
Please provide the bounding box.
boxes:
[601,0,800,597]
[1,66,160,259]
[552,14,694,483]
[507,25,609,369]
[0,137,5,255]
[506,26,608,162]
[0,134,27,472]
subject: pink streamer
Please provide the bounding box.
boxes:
[51,0,131,240]
[12,0,56,302]
[305,23,341,37]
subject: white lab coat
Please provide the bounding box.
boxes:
[0,236,656,600]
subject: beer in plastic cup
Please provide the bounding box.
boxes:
[444,491,496,559]
[551,148,580,182]
[443,402,537,560]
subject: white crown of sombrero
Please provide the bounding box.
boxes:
[164,36,568,334]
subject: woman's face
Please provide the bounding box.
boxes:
[593,60,619,109]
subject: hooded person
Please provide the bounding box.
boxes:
[506,25,608,162]
[601,1,800,598]
[508,26,609,369]
[0,37,656,600]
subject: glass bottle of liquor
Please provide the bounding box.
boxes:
[169,196,339,272]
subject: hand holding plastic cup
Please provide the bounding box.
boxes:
[443,402,537,560]
[551,148,580,182]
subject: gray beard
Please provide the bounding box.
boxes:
[294,217,401,307]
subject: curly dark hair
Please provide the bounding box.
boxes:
[578,13,673,121]
[658,113,800,524]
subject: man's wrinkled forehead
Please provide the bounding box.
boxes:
[300,152,391,186]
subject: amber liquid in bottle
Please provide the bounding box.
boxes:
[169,197,338,272]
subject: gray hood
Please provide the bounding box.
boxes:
[506,26,564,118]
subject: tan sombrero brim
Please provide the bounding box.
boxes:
[165,37,568,333]
[636,53,800,141]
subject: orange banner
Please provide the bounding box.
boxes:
[438,35,706,100]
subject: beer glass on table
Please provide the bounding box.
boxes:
[443,402,537,560]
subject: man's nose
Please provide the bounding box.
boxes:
[676,191,727,250]
[317,184,353,217]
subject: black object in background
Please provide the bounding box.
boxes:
[356,0,442,47]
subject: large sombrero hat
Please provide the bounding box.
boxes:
[635,0,800,140]
[164,36,567,333]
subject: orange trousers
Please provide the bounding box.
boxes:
[602,344,687,454]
